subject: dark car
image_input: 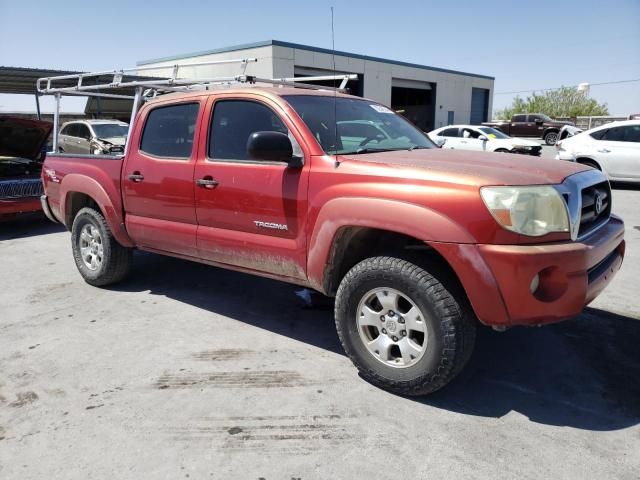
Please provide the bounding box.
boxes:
[483,114,574,145]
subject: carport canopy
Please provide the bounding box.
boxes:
[0,66,159,117]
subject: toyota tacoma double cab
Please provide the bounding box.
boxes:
[483,113,574,145]
[40,88,625,395]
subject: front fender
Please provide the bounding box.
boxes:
[307,196,475,291]
[60,174,134,247]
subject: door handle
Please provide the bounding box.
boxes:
[128,172,145,182]
[597,149,610,153]
[196,177,219,189]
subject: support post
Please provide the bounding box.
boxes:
[52,93,61,152]
[124,87,142,157]
[34,91,42,120]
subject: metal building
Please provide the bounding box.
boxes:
[137,40,494,131]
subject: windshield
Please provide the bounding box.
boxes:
[478,127,511,139]
[91,124,128,139]
[284,95,433,154]
[538,114,552,122]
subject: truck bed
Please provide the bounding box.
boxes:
[42,153,125,227]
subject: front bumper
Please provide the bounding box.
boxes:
[512,146,542,156]
[0,197,42,217]
[555,151,576,161]
[432,215,625,326]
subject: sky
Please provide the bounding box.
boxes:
[1,0,639,116]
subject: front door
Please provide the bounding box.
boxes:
[459,128,486,151]
[122,100,202,256]
[194,96,310,280]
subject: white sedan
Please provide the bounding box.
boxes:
[428,125,542,156]
[555,120,640,183]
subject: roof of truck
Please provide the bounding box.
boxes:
[145,86,360,105]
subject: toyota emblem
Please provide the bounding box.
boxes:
[594,192,604,215]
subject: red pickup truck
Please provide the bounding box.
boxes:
[40,88,625,395]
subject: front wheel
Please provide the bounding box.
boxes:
[544,131,559,145]
[334,256,476,396]
[71,207,132,286]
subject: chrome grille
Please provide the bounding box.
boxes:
[0,179,43,199]
[578,181,611,237]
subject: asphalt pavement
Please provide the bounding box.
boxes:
[1,181,639,479]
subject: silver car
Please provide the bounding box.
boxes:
[58,120,128,155]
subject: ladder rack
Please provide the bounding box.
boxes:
[36,58,357,154]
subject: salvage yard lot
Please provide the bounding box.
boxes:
[1,186,639,479]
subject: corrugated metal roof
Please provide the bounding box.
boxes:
[137,39,495,80]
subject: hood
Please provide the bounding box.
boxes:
[337,148,589,186]
[509,138,541,147]
[0,116,53,160]
[96,136,126,146]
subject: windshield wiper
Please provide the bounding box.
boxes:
[407,145,430,151]
[347,147,404,155]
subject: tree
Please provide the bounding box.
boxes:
[495,86,609,120]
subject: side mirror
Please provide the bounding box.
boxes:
[247,131,300,166]
[535,119,544,125]
[478,135,488,141]
[434,137,447,148]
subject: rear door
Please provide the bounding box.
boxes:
[75,124,92,154]
[598,125,640,179]
[193,95,310,280]
[437,127,460,149]
[60,124,85,153]
[122,100,202,256]
[510,115,528,136]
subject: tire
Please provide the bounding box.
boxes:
[71,207,132,286]
[543,131,559,145]
[334,256,476,396]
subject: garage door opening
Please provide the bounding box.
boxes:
[391,81,435,132]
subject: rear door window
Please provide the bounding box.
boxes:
[140,103,200,158]
[623,125,640,142]
[512,115,526,122]
[602,126,625,142]
[439,128,459,137]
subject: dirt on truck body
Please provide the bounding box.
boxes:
[39,69,625,395]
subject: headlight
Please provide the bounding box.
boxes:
[480,186,569,236]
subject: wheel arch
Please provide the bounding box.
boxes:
[307,197,476,294]
[575,156,603,171]
[60,174,134,247]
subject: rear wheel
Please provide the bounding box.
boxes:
[334,256,476,396]
[71,207,132,286]
[544,131,559,145]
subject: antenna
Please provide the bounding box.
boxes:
[331,6,340,166]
